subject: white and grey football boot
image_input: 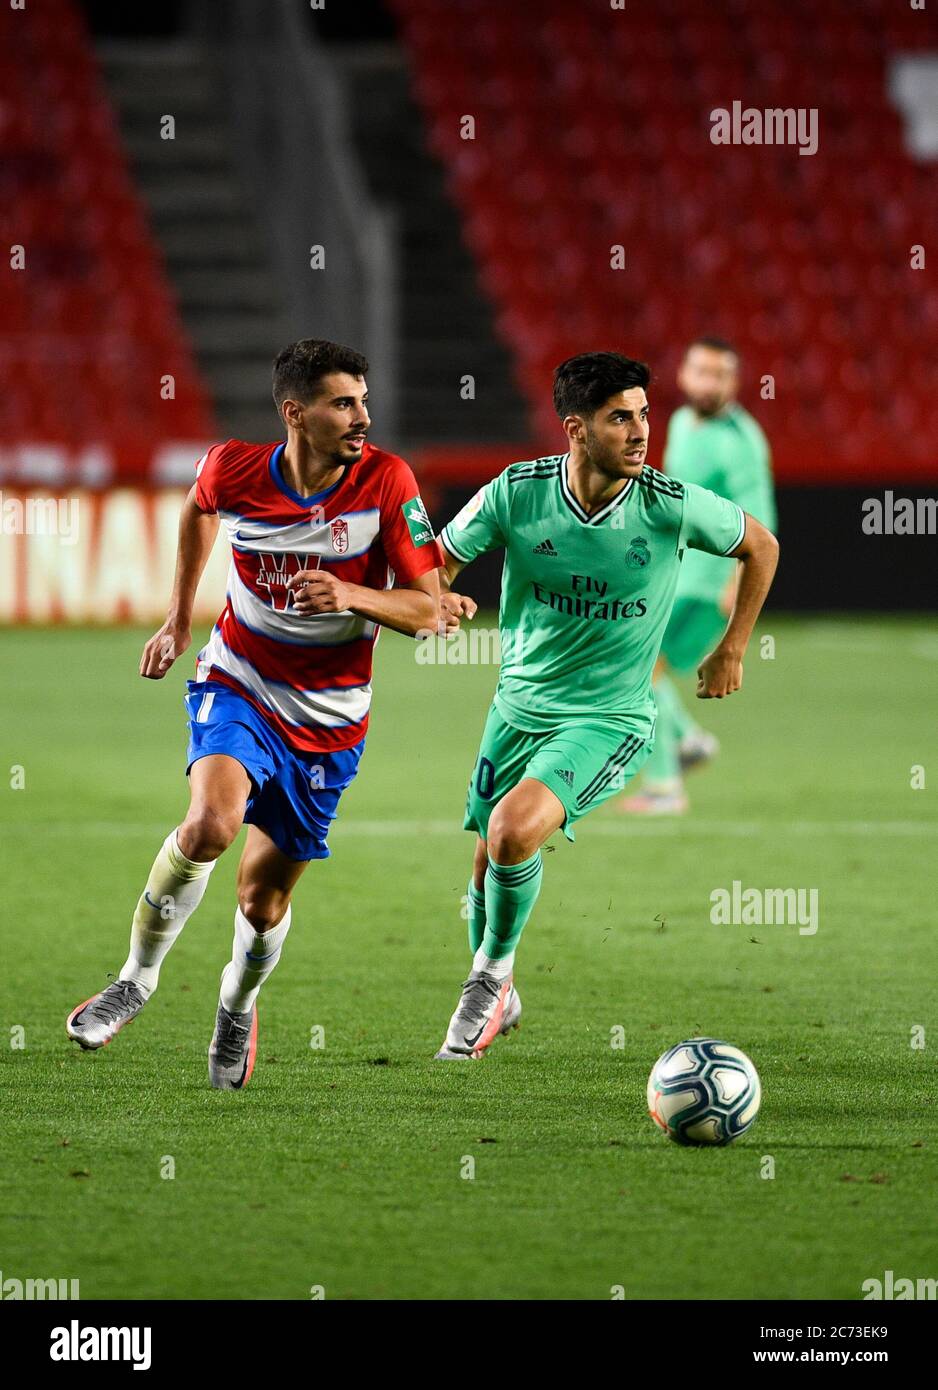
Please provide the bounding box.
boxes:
[434,971,521,1060]
[66,979,147,1050]
[208,1001,258,1090]
[679,729,720,773]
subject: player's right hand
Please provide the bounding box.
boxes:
[140,622,191,679]
[439,591,477,635]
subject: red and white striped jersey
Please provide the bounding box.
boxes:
[192,438,444,753]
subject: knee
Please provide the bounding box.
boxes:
[238,886,291,934]
[486,809,540,866]
[178,805,242,861]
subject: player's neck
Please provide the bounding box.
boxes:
[692,401,734,422]
[567,451,638,516]
[281,436,346,498]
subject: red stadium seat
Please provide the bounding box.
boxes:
[1,0,215,451]
[389,0,937,480]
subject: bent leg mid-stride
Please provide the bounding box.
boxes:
[435,778,563,1060]
[66,754,248,1051]
[67,761,250,1050]
[208,825,307,1090]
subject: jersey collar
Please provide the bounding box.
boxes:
[269,442,347,508]
[559,453,635,526]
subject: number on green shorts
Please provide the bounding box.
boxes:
[476,757,496,800]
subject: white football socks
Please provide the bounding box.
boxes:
[472,946,515,982]
[120,829,216,996]
[219,905,292,1014]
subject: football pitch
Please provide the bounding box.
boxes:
[1,615,936,1301]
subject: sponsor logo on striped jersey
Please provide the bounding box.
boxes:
[254,552,316,612]
[220,507,379,558]
[226,564,376,647]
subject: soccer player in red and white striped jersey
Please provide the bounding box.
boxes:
[66,340,443,1088]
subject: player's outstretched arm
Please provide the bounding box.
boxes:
[697,514,778,699]
[438,544,477,635]
[287,566,440,639]
[140,485,220,679]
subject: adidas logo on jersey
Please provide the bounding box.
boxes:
[554,768,574,786]
[533,538,558,555]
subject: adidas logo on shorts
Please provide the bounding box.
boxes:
[554,768,574,786]
[533,538,558,555]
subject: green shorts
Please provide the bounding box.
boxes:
[464,703,654,844]
[659,597,726,674]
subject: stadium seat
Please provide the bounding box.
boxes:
[389,0,938,478]
[1,0,215,455]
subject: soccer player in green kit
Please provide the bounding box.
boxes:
[620,337,776,815]
[432,352,778,1059]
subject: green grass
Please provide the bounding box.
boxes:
[1,616,936,1299]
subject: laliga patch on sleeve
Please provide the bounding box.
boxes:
[401,495,435,547]
[452,487,485,529]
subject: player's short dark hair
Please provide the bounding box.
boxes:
[272,339,369,413]
[553,352,651,419]
[686,335,739,359]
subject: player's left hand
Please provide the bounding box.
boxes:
[439,590,477,636]
[696,647,743,699]
[288,570,353,615]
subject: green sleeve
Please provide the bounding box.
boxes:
[440,470,508,563]
[722,421,776,533]
[679,481,747,558]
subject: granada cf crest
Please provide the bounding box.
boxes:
[626,535,651,569]
[331,518,350,553]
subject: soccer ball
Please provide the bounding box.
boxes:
[647,1038,761,1146]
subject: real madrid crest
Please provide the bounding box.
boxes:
[625,535,651,569]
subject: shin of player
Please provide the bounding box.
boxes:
[438,780,563,1060]
[66,754,296,1072]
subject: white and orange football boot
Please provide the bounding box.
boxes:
[66,979,147,1050]
[434,971,521,1060]
[208,1001,258,1090]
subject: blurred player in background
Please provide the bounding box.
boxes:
[66,339,442,1088]
[619,337,776,815]
[433,351,778,1059]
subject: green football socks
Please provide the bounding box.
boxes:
[643,675,691,785]
[480,852,543,961]
[658,675,696,741]
[467,878,486,952]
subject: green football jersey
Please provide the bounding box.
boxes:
[440,456,746,734]
[664,403,775,604]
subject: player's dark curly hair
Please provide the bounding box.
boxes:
[553,352,651,419]
[272,339,369,414]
